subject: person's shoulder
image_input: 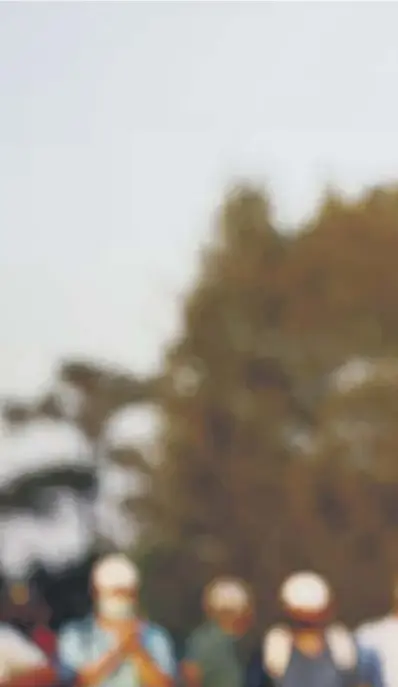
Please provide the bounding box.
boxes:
[142,621,176,658]
[326,624,357,671]
[357,615,395,644]
[58,616,93,643]
[263,626,293,678]
[186,623,214,647]
[187,623,205,637]
[143,621,173,642]
[0,623,21,640]
[0,624,46,665]
[0,623,36,648]
[141,621,177,675]
[184,623,214,661]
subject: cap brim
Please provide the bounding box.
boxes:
[281,600,333,625]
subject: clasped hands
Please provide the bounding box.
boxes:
[117,623,142,656]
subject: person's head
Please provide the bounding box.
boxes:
[2,579,49,629]
[9,582,30,607]
[203,577,253,636]
[91,554,139,623]
[279,571,334,639]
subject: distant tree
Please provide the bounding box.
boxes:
[143,186,312,631]
[144,182,398,634]
[280,185,398,379]
[1,359,159,546]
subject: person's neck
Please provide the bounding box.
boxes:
[294,632,325,658]
[215,620,239,637]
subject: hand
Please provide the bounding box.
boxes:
[125,631,141,654]
[120,624,141,655]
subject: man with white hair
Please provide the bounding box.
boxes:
[356,576,398,687]
[255,571,383,687]
[182,576,254,687]
[57,553,176,687]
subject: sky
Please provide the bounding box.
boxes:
[0,405,154,575]
[2,1,398,573]
[2,2,398,399]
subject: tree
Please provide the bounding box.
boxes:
[144,186,313,632]
[144,182,398,635]
[280,185,398,379]
[1,359,159,547]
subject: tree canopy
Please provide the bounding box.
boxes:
[4,181,398,639]
[143,182,398,636]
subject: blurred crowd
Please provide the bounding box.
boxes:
[0,553,396,687]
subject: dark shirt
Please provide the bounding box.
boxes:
[246,648,275,687]
[283,646,345,687]
[246,644,370,687]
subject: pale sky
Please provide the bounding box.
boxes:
[1,1,398,399]
[0,407,153,575]
[2,0,398,574]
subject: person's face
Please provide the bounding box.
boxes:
[292,627,325,657]
[10,584,29,606]
[95,586,137,621]
[214,607,253,636]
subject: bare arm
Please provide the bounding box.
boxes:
[76,633,132,687]
[181,660,202,687]
[133,647,174,687]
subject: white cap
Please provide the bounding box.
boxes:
[205,579,250,611]
[280,572,331,614]
[92,554,139,591]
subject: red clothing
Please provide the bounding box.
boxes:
[30,626,56,657]
[0,664,57,687]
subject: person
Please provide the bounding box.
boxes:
[0,621,57,687]
[257,571,383,687]
[356,576,398,687]
[57,553,176,687]
[0,579,56,657]
[182,576,254,687]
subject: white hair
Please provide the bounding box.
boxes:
[206,579,250,611]
[92,554,139,591]
[280,571,331,613]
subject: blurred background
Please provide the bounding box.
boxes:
[2,0,398,649]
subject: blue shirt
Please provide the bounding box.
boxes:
[57,616,176,687]
[357,646,384,687]
[245,641,384,687]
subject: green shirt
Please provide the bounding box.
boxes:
[185,621,244,687]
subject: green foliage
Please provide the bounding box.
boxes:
[144,182,398,635]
